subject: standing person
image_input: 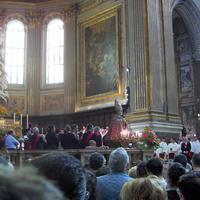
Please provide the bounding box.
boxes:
[45,125,58,149]
[29,127,46,150]
[167,163,186,200]
[96,147,133,200]
[81,123,95,148]
[178,174,200,200]
[146,158,167,190]
[191,135,200,154]
[168,138,178,159]
[60,124,80,149]
[93,126,103,147]
[71,124,80,141]
[5,130,20,150]
[159,137,168,159]
[181,136,192,163]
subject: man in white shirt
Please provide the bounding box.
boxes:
[191,135,200,154]
[168,138,178,154]
[160,137,168,153]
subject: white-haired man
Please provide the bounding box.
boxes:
[96,147,133,200]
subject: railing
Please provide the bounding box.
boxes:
[4,149,154,167]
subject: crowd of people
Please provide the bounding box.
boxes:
[0,146,200,200]
[1,123,108,151]
[1,123,200,199]
[155,135,200,162]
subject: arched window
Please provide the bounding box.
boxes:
[5,20,25,84]
[46,19,64,84]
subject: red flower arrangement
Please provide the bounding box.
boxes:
[138,127,160,149]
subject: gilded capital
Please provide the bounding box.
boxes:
[25,10,44,28]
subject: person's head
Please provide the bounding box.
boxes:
[86,123,93,131]
[32,127,39,135]
[108,147,129,172]
[182,136,188,143]
[0,166,65,200]
[192,153,200,170]
[137,161,148,178]
[88,140,96,147]
[64,124,71,133]
[193,135,198,141]
[89,152,106,170]
[178,174,200,200]
[7,129,14,135]
[170,138,176,143]
[94,126,100,135]
[167,162,186,187]
[146,158,163,177]
[120,176,166,200]
[128,166,137,178]
[71,124,78,133]
[48,125,55,132]
[162,137,166,142]
[174,154,187,168]
[30,152,87,200]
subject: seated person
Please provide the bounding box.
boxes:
[85,140,97,149]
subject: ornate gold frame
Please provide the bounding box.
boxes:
[78,7,123,108]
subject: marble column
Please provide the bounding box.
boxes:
[126,0,182,137]
[26,12,42,116]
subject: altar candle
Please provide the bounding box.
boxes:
[13,112,16,125]
[41,128,43,134]
[26,114,29,128]
[20,113,22,126]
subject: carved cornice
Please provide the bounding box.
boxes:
[79,0,108,13]
[42,5,78,25]
[25,10,44,27]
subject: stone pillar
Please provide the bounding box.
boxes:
[126,0,182,137]
[64,10,76,113]
[26,11,42,116]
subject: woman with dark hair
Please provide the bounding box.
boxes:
[136,161,148,178]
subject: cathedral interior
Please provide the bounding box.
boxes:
[0,0,200,137]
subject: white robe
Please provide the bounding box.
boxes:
[160,141,168,153]
[191,140,200,153]
[167,142,178,154]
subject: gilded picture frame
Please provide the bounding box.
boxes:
[78,7,122,107]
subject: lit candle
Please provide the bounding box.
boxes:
[20,113,22,126]
[26,114,29,128]
[14,112,16,125]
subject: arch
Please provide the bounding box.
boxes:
[172,0,200,61]
[43,12,65,26]
[3,13,27,26]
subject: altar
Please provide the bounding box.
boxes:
[0,116,22,137]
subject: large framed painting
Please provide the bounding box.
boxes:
[78,7,122,107]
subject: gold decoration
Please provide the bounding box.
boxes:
[78,6,124,108]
